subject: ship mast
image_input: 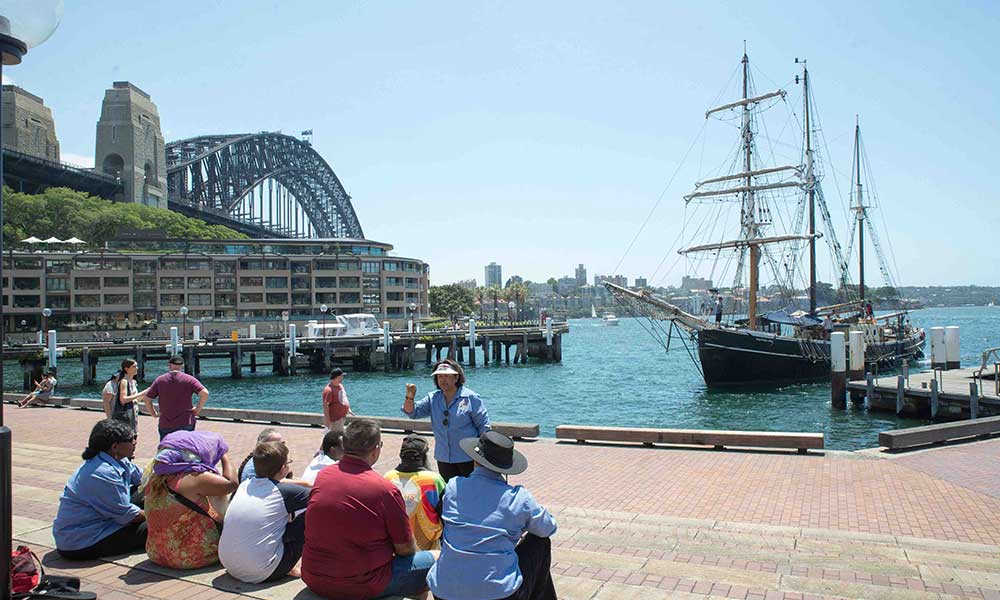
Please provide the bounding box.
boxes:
[853,117,865,302]
[741,51,759,330]
[799,59,817,314]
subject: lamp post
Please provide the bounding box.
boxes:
[408,301,416,333]
[179,306,189,343]
[508,301,516,328]
[0,5,65,597]
[41,307,51,345]
[320,303,328,338]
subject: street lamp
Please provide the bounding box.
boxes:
[41,306,51,344]
[179,306,189,343]
[319,303,328,338]
[0,4,65,597]
[508,300,516,328]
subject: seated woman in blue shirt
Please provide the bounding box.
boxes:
[428,431,557,600]
[53,419,147,560]
[402,359,491,481]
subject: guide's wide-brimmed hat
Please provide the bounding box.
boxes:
[431,363,460,377]
[459,431,527,475]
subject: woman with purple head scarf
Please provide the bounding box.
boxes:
[143,430,238,569]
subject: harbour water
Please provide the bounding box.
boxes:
[6,306,998,450]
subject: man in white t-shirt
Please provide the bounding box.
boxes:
[301,430,344,485]
[219,441,310,583]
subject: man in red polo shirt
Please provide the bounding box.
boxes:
[134,355,209,440]
[303,419,436,600]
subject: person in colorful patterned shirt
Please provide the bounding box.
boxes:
[384,434,445,550]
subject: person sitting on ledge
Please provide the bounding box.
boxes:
[302,419,437,600]
[301,429,345,485]
[53,419,146,560]
[17,371,57,408]
[219,441,309,583]
[144,430,238,569]
[238,427,313,487]
[428,431,558,600]
[384,434,446,551]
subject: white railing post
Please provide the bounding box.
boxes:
[47,330,58,371]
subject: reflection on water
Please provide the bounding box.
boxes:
[5,307,997,451]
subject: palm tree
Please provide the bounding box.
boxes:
[474,286,487,321]
[488,285,503,323]
[509,282,529,321]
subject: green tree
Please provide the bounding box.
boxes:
[508,282,529,320]
[429,284,474,324]
[473,286,487,320]
[487,285,504,323]
[2,186,245,248]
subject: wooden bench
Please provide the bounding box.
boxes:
[3,394,540,439]
[555,425,823,453]
[878,415,1000,450]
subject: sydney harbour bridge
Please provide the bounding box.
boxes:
[165,132,364,239]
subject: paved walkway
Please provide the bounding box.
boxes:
[6,404,1000,599]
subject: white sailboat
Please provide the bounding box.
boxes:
[591,304,598,319]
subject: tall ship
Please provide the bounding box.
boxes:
[606,52,924,388]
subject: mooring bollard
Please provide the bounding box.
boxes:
[170,326,180,356]
[830,332,846,409]
[192,325,201,341]
[849,330,865,381]
[945,326,961,370]
[47,330,58,376]
[930,378,939,419]
[896,375,905,414]
[866,372,874,405]
[250,324,257,339]
[969,381,979,419]
[930,327,946,370]
[288,324,297,375]
[468,318,477,367]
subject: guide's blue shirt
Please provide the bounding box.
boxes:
[427,467,558,600]
[52,452,142,551]
[403,386,490,463]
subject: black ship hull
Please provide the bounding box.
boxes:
[697,327,925,388]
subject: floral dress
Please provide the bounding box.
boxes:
[144,474,221,569]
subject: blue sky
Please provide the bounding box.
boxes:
[11,1,999,286]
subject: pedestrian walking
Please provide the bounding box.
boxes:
[127,355,208,439]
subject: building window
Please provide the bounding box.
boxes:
[214,276,235,290]
[103,277,130,288]
[159,293,184,307]
[363,275,381,290]
[385,277,404,287]
[383,262,400,272]
[133,260,156,273]
[187,277,211,289]
[45,277,68,290]
[215,293,236,307]
[106,259,130,271]
[133,277,156,290]
[291,262,311,273]
[386,292,404,301]
[49,296,69,309]
[316,277,337,289]
[264,259,288,270]
[314,260,337,271]
[104,294,129,305]
[291,276,310,290]
[74,294,100,308]
[214,261,236,273]
[188,293,212,306]
[134,293,155,308]
[266,293,287,305]
[239,293,263,303]
[316,292,336,304]
[338,260,360,271]
[339,277,360,288]
[46,260,71,273]
[362,262,380,273]
[240,276,263,287]
[265,277,288,289]
[339,292,360,304]
[75,277,101,290]
[362,293,381,306]
[188,260,211,271]
[13,277,40,290]
[291,293,311,306]
[13,295,40,308]
[239,259,263,270]
[14,258,42,269]
[406,278,421,289]
[160,277,185,290]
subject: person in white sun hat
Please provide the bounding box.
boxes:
[401,359,491,482]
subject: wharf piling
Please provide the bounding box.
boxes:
[830,332,846,409]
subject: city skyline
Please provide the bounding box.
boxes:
[11,1,999,286]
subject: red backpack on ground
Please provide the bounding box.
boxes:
[11,545,41,594]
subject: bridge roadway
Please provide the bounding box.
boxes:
[6,404,1000,600]
[9,324,569,388]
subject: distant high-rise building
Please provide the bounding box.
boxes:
[455,279,477,290]
[608,275,628,288]
[593,274,608,287]
[485,262,503,288]
[575,264,587,288]
[557,276,577,296]
[634,277,648,289]
[681,275,714,291]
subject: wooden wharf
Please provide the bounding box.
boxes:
[847,366,1000,420]
[7,323,569,390]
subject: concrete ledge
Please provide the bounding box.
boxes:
[555,424,823,452]
[3,393,540,439]
[878,415,1000,450]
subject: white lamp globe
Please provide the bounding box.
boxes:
[0,0,63,63]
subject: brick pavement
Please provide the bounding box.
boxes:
[6,404,1000,599]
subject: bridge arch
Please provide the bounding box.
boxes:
[165,132,364,238]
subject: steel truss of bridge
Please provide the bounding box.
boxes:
[165,132,364,239]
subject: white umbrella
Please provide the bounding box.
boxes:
[63,237,86,244]
[20,236,42,244]
[42,237,63,243]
